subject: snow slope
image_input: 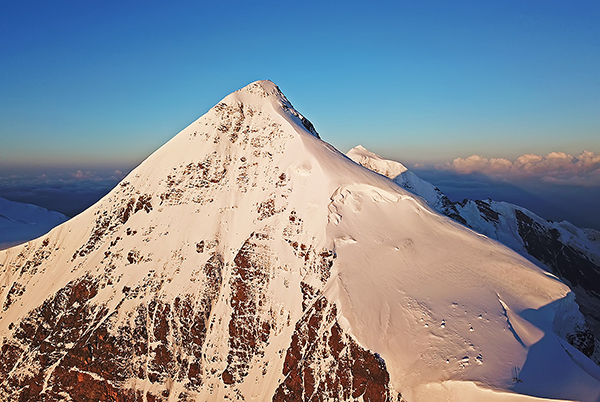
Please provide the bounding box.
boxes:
[0,197,68,250]
[0,81,598,401]
[348,145,600,364]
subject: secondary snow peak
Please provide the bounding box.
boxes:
[347,145,408,179]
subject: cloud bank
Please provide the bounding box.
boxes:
[437,151,600,186]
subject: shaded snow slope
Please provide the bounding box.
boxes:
[0,197,68,250]
[348,145,600,365]
[0,81,598,401]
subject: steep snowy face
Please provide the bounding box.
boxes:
[0,197,68,250]
[0,81,599,402]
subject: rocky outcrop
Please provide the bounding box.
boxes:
[274,295,392,402]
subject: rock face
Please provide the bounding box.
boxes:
[0,81,599,401]
[348,145,600,364]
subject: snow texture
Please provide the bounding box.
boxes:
[349,145,600,366]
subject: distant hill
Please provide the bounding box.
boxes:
[0,196,68,250]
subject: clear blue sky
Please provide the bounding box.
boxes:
[1,0,599,168]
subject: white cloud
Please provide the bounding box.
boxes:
[71,169,124,182]
[73,170,95,180]
[437,151,600,186]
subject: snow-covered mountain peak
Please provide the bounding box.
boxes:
[347,145,455,214]
[217,79,320,138]
[347,144,408,178]
[227,79,285,101]
[1,85,599,401]
[220,80,283,108]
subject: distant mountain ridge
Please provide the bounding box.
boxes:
[0,197,68,250]
[348,145,600,363]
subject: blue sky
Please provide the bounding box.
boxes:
[1,0,599,166]
[1,1,599,227]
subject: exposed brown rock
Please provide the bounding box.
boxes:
[3,282,25,311]
[0,253,225,400]
[121,198,136,224]
[273,295,392,402]
[222,235,273,385]
[73,193,153,260]
[258,198,277,220]
[135,194,153,213]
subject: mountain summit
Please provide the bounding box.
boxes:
[1,81,599,401]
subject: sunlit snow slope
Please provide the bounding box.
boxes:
[0,81,599,402]
[348,145,600,366]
